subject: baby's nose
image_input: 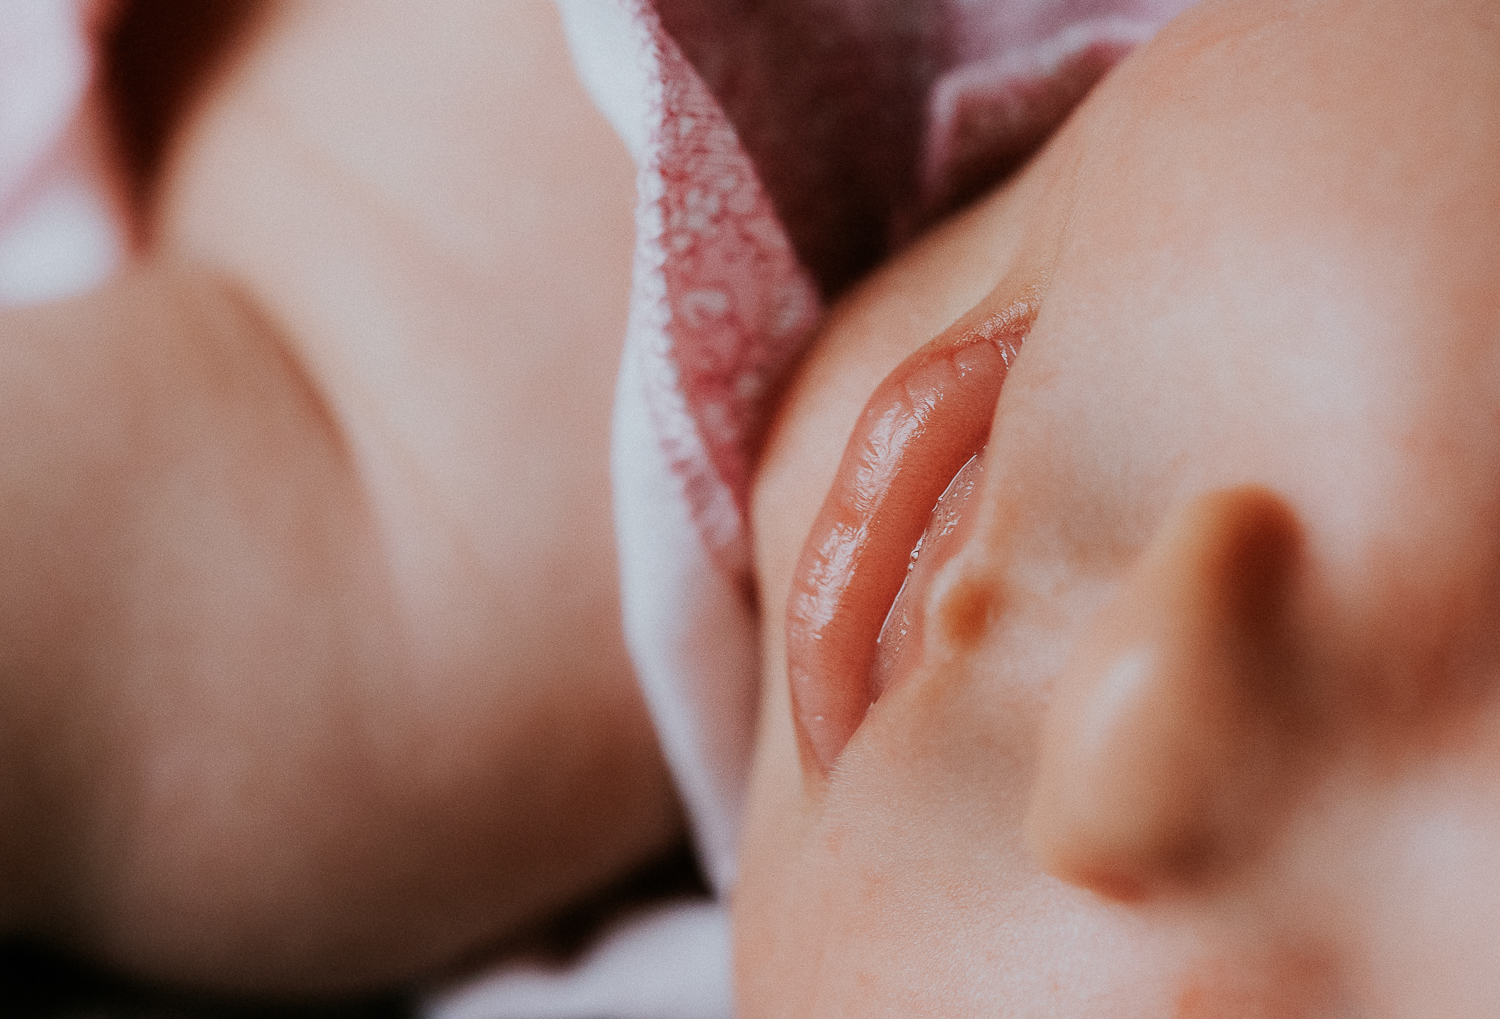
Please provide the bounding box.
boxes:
[1024,485,1308,902]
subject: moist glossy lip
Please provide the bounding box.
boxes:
[870,449,985,700]
[786,300,1034,774]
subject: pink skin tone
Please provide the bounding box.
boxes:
[0,0,678,994]
[786,301,1027,771]
[741,0,1500,1016]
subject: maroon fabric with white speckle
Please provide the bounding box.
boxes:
[578,0,1201,893]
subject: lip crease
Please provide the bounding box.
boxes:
[786,300,1035,774]
[870,448,986,701]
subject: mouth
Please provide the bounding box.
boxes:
[785,298,1035,774]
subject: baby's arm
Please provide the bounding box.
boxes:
[0,0,679,993]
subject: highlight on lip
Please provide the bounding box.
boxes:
[785,300,1034,774]
[871,450,985,699]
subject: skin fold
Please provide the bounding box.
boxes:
[741,0,1500,1015]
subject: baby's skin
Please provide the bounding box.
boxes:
[742,0,1500,1015]
[0,0,679,994]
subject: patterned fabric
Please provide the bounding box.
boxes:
[0,3,1198,1012]
[559,0,1199,896]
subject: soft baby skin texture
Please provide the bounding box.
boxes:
[741,0,1500,1015]
[0,0,679,995]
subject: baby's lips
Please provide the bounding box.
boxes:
[785,301,1034,775]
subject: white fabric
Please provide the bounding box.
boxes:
[611,337,761,895]
[560,0,821,895]
[424,898,732,1019]
[0,4,1201,1015]
[0,0,122,307]
[554,0,657,166]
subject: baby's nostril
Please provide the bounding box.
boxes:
[1025,486,1308,900]
[934,571,1002,648]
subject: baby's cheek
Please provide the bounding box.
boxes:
[749,638,1168,1017]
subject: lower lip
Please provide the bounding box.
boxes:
[785,305,1030,774]
[870,449,986,700]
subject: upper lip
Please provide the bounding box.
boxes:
[785,298,1035,774]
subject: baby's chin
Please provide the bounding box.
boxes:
[738,660,1500,1018]
[733,649,1178,1018]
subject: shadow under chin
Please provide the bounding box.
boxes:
[0,936,412,1019]
[100,0,268,217]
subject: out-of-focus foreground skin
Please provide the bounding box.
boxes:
[741,0,1500,1015]
[0,0,682,995]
